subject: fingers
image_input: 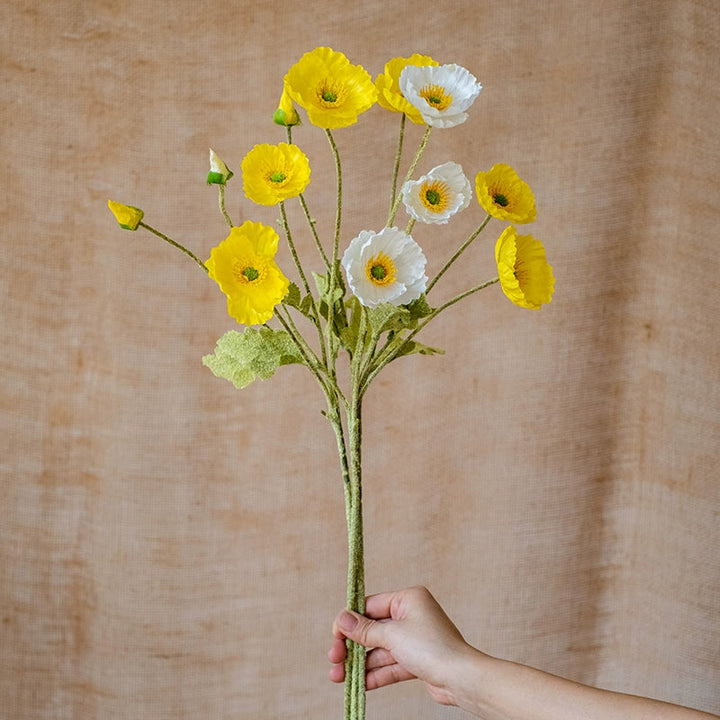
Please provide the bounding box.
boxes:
[366,662,415,690]
[329,646,415,689]
[333,610,386,649]
[328,636,347,664]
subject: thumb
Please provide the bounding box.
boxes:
[337,610,386,649]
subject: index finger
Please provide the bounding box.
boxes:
[364,590,403,620]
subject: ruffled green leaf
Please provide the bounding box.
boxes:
[406,294,434,322]
[284,282,302,309]
[366,303,412,335]
[339,296,364,353]
[202,327,305,389]
[393,339,444,358]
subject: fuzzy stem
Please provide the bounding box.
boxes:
[426,214,492,294]
[389,113,406,215]
[344,391,366,720]
[139,222,208,273]
[298,193,331,269]
[218,184,233,228]
[387,125,432,227]
[324,128,343,364]
[361,278,501,394]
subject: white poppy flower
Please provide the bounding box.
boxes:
[399,64,482,128]
[401,161,472,224]
[341,227,427,308]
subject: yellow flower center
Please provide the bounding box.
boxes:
[317,80,346,108]
[419,84,453,111]
[233,257,266,285]
[420,180,451,212]
[365,252,397,287]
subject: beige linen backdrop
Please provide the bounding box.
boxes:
[1,1,719,718]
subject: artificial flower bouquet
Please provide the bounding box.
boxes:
[109,47,554,720]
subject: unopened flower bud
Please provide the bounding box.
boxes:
[273,88,301,127]
[108,199,144,230]
[207,148,233,185]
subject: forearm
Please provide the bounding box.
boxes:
[450,650,719,720]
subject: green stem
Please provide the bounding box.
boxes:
[218,184,233,228]
[274,306,330,396]
[426,214,492,294]
[324,128,343,363]
[139,222,208,274]
[278,202,329,369]
[344,391,366,720]
[279,202,313,299]
[389,113,406,216]
[387,125,432,227]
[298,193,331,269]
[361,278,501,395]
[325,129,343,271]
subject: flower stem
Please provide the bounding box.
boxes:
[344,391,366,720]
[279,201,313,299]
[279,202,330,369]
[426,214,492,294]
[387,125,432,227]
[389,114,406,216]
[298,193,331,270]
[139,222,208,274]
[324,128,343,362]
[361,278,501,394]
[218,184,234,228]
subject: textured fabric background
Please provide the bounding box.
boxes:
[1,1,718,718]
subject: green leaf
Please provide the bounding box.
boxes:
[202,327,306,389]
[284,282,302,309]
[339,296,363,353]
[366,303,412,336]
[393,339,445,358]
[406,294,434,322]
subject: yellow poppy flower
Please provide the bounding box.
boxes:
[495,226,554,309]
[475,164,537,223]
[206,221,290,325]
[108,200,143,230]
[375,54,438,125]
[284,47,377,129]
[241,143,311,206]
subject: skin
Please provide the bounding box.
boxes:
[329,585,719,720]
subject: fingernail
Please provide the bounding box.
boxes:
[339,611,358,632]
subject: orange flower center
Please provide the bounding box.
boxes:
[420,180,450,212]
[419,84,452,111]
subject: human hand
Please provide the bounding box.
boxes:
[328,585,478,707]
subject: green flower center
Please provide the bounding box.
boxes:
[420,180,450,213]
[494,193,509,207]
[425,189,441,205]
[270,172,286,183]
[243,267,259,282]
[322,90,337,102]
[365,252,397,287]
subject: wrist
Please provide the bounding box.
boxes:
[442,644,496,715]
